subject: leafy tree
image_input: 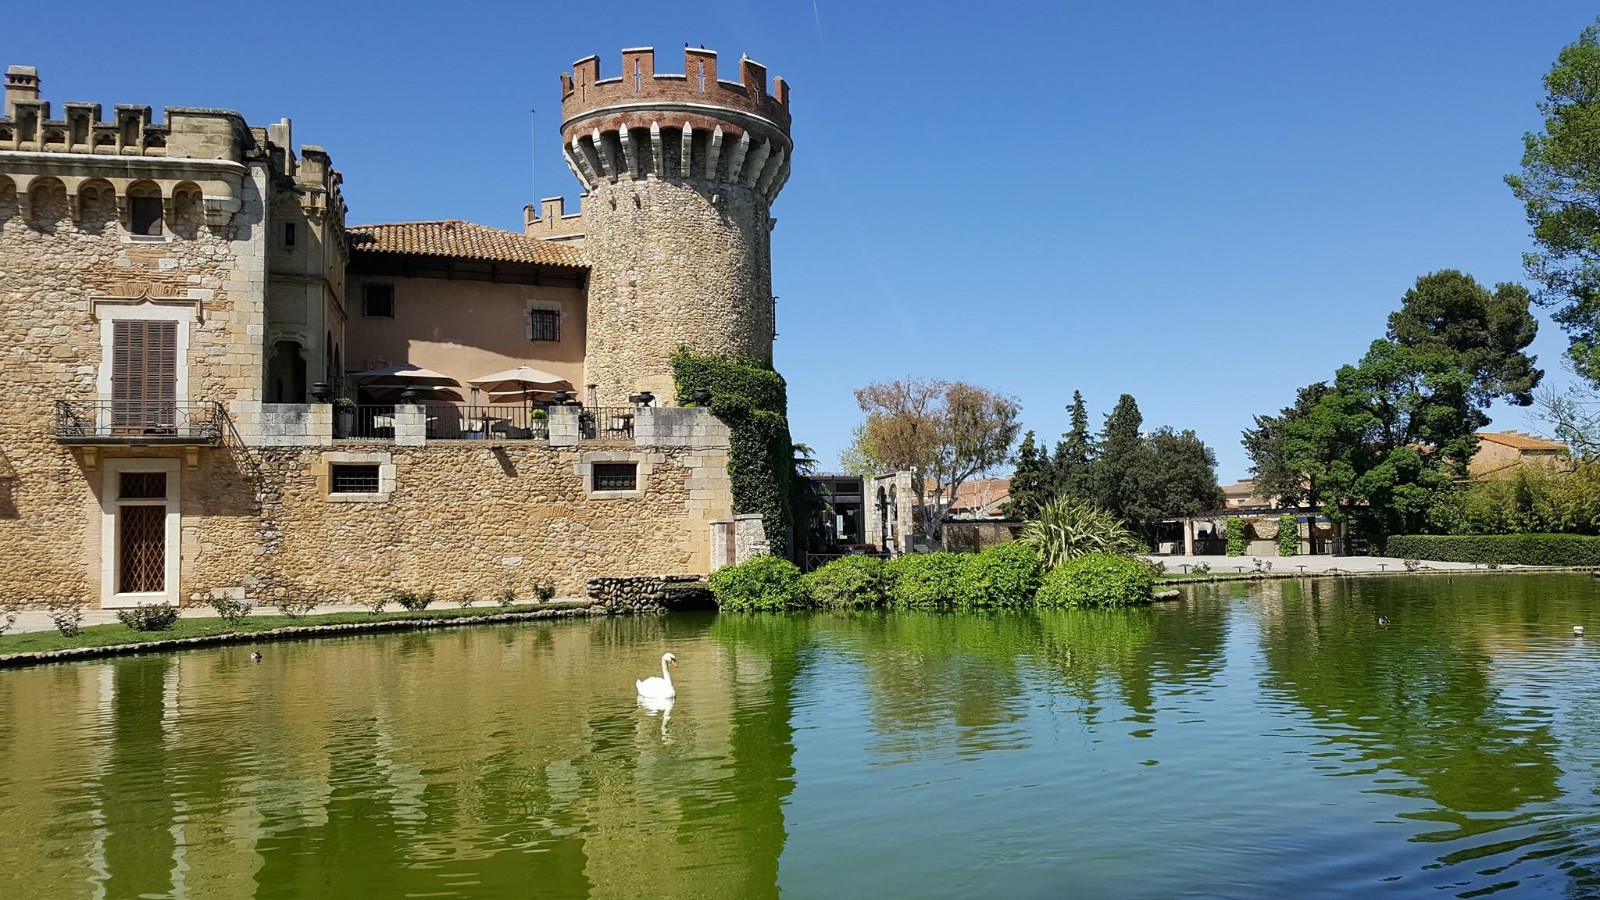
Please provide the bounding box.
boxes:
[837,424,881,475]
[853,377,1021,545]
[1004,430,1053,519]
[1243,271,1542,541]
[1138,427,1223,522]
[1508,17,1600,384]
[1053,390,1095,499]
[1242,383,1329,506]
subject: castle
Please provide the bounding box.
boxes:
[0,48,792,609]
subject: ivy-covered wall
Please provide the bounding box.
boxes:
[670,348,794,551]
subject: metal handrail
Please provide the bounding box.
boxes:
[54,400,225,444]
[581,406,636,441]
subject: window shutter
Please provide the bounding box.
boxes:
[112,321,178,430]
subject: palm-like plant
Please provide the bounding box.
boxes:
[1020,495,1143,569]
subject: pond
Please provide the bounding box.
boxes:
[1,573,1597,898]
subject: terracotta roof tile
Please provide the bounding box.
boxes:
[346,220,586,269]
[1475,431,1567,452]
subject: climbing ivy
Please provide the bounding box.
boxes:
[1277,514,1299,557]
[670,347,794,551]
[1225,517,1246,556]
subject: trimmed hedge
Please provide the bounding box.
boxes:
[804,555,888,608]
[1385,533,1600,567]
[1035,553,1156,608]
[955,543,1043,608]
[1277,515,1298,557]
[885,552,966,608]
[708,556,810,611]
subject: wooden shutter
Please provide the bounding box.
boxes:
[112,320,178,432]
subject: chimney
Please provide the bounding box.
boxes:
[5,65,39,117]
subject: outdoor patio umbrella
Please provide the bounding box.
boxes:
[350,364,462,404]
[361,384,465,403]
[468,366,572,420]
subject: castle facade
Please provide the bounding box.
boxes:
[0,48,791,608]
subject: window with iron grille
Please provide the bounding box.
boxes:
[529,308,561,342]
[592,462,638,492]
[330,464,381,494]
[362,284,394,318]
[119,471,167,500]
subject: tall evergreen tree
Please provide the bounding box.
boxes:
[1091,394,1145,522]
[1053,390,1095,500]
[1004,430,1053,519]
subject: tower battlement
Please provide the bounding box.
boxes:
[561,48,790,134]
[558,47,792,202]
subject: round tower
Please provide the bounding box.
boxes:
[560,47,792,405]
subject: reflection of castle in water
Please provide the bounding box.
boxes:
[0,618,802,899]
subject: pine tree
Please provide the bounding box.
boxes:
[1053,390,1095,500]
[1004,430,1053,519]
[1091,393,1145,521]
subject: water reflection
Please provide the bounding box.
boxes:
[0,576,1596,898]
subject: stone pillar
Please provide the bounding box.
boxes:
[1183,519,1195,557]
[710,519,734,570]
[548,406,580,447]
[733,514,771,563]
[394,404,426,446]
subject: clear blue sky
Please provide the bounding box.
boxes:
[15,1,1599,480]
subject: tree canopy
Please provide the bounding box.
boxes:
[853,377,1021,543]
[1508,16,1600,385]
[1244,271,1541,541]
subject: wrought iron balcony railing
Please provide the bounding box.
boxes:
[55,400,226,445]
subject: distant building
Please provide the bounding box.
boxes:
[1468,431,1570,478]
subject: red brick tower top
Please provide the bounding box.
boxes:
[559,47,792,199]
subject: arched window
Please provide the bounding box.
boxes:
[267,340,306,403]
[126,181,163,236]
[78,179,116,229]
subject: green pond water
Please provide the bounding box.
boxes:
[1,573,1598,899]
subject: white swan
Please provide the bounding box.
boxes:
[637,652,678,698]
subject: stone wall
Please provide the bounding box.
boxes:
[581,178,774,405]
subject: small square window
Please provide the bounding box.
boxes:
[363,285,394,318]
[330,464,381,494]
[129,196,163,236]
[592,462,638,492]
[529,308,561,342]
[284,222,297,249]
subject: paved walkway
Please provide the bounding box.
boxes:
[1146,554,1518,575]
[2,598,572,636]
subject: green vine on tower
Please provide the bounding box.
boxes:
[670,347,795,551]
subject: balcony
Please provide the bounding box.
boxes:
[55,401,226,446]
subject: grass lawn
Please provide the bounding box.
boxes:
[0,600,593,657]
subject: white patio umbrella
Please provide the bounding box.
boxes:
[467,365,570,396]
[351,364,459,388]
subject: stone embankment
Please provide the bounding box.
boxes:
[586,575,713,612]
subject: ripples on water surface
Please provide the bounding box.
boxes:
[0,574,1597,898]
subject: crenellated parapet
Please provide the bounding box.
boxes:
[559,48,792,202]
[0,64,282,229]
[524,195,587,243]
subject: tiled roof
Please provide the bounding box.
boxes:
[1221,479,1256,497]
[346,220,587,269]
[1476,431,1566,452]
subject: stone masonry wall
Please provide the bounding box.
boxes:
[581,178,773,405]
[0,164,269,604]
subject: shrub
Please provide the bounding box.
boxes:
[708,555,809,611]
[1277,515,1299,557]
[1226,518,1246,556]
[457,593,475,608]
[116,602,179,632]
[1385,533,1600,567]
[955,542,1043,608]
[272,596,318,619]
[392,589,436,612]
[497,588,517,608]
[364,597,389,615]
[1035,553,1157,608]
[534,578,557,601]
[209,595,254,625]
[884,552,966,608]
[47,599,85,637]
[1020,495,1142,569]
[1192,561,1211,575]
[803,555,888,608]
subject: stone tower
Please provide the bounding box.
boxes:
[560,48,792,404]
